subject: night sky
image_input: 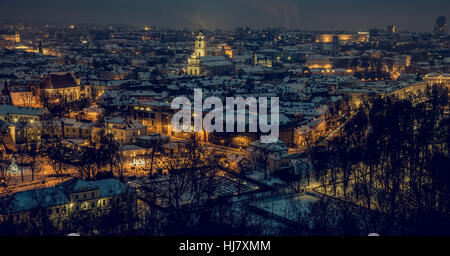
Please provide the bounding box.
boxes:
[1,0,449,31]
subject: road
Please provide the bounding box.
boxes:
[200,141,246,156]
[318,113,357,146]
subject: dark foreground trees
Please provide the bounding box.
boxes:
[310,85,450,235]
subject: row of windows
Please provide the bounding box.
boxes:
[74,192,96,200]
[113,130,142,136]
[135,110,157,118]
[113,131,124,136]
[6,116,39,122]
[48,199,111,215]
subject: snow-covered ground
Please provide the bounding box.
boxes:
[253,193,319,222]
[245,171,286,187]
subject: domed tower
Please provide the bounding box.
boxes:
[194,32,206,57]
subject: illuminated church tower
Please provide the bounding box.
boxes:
[187,52,201,76]
[194,31,206,57]
[187,32,207,76]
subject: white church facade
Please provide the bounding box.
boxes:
[186,32,233,76]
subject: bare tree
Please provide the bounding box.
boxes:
[0,154,11,189]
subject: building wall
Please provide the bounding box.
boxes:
[10,91,42,108]
[42,87,81,103]
[106,121,147,145]
[194,33,206,57]
[1,188,138,233]
[187,56,201,76]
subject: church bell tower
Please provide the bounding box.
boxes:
[194,32,206,57]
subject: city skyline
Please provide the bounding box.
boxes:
[1,0,449,32]
[0,0,449,239]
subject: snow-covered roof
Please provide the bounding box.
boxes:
[0,105,44,117]
[0,178,133,214]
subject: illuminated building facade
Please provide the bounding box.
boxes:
[357,32,370,43]
[306,55,332,69]
[39,72,81,103]
[424,73,450,86]
[131,101,209,142]
[337,34,356,45]
[0,31,20,43]
[246,140,293,175]
[105,117,147,145]
[194,32,206,57]
[0,178,137,230]
[131,101,173,135]
[252,53,272,68]
[187,53,201,76]
[9,90,42,108]
[0,105,44,123]
[315,34,334,43]
[217,43,233,59]
[187,32,207,76]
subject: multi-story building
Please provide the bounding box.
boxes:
[0,105,46,123]
[424,73,450,86]
[12,121,42,147]
[246,140,293,176]
[0,31,20,43]
[357,32,370,43]
[58,118,96,140]
[252,53,272,68]
[305,55,332,69]
[131,101,174,135]
[315,34,334,43]
[130,101,208,141]
[0,178,137,230]
[293,117,327,148]
[105,117,147,145]
[337,34,356,45]
[0,105,45,147]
